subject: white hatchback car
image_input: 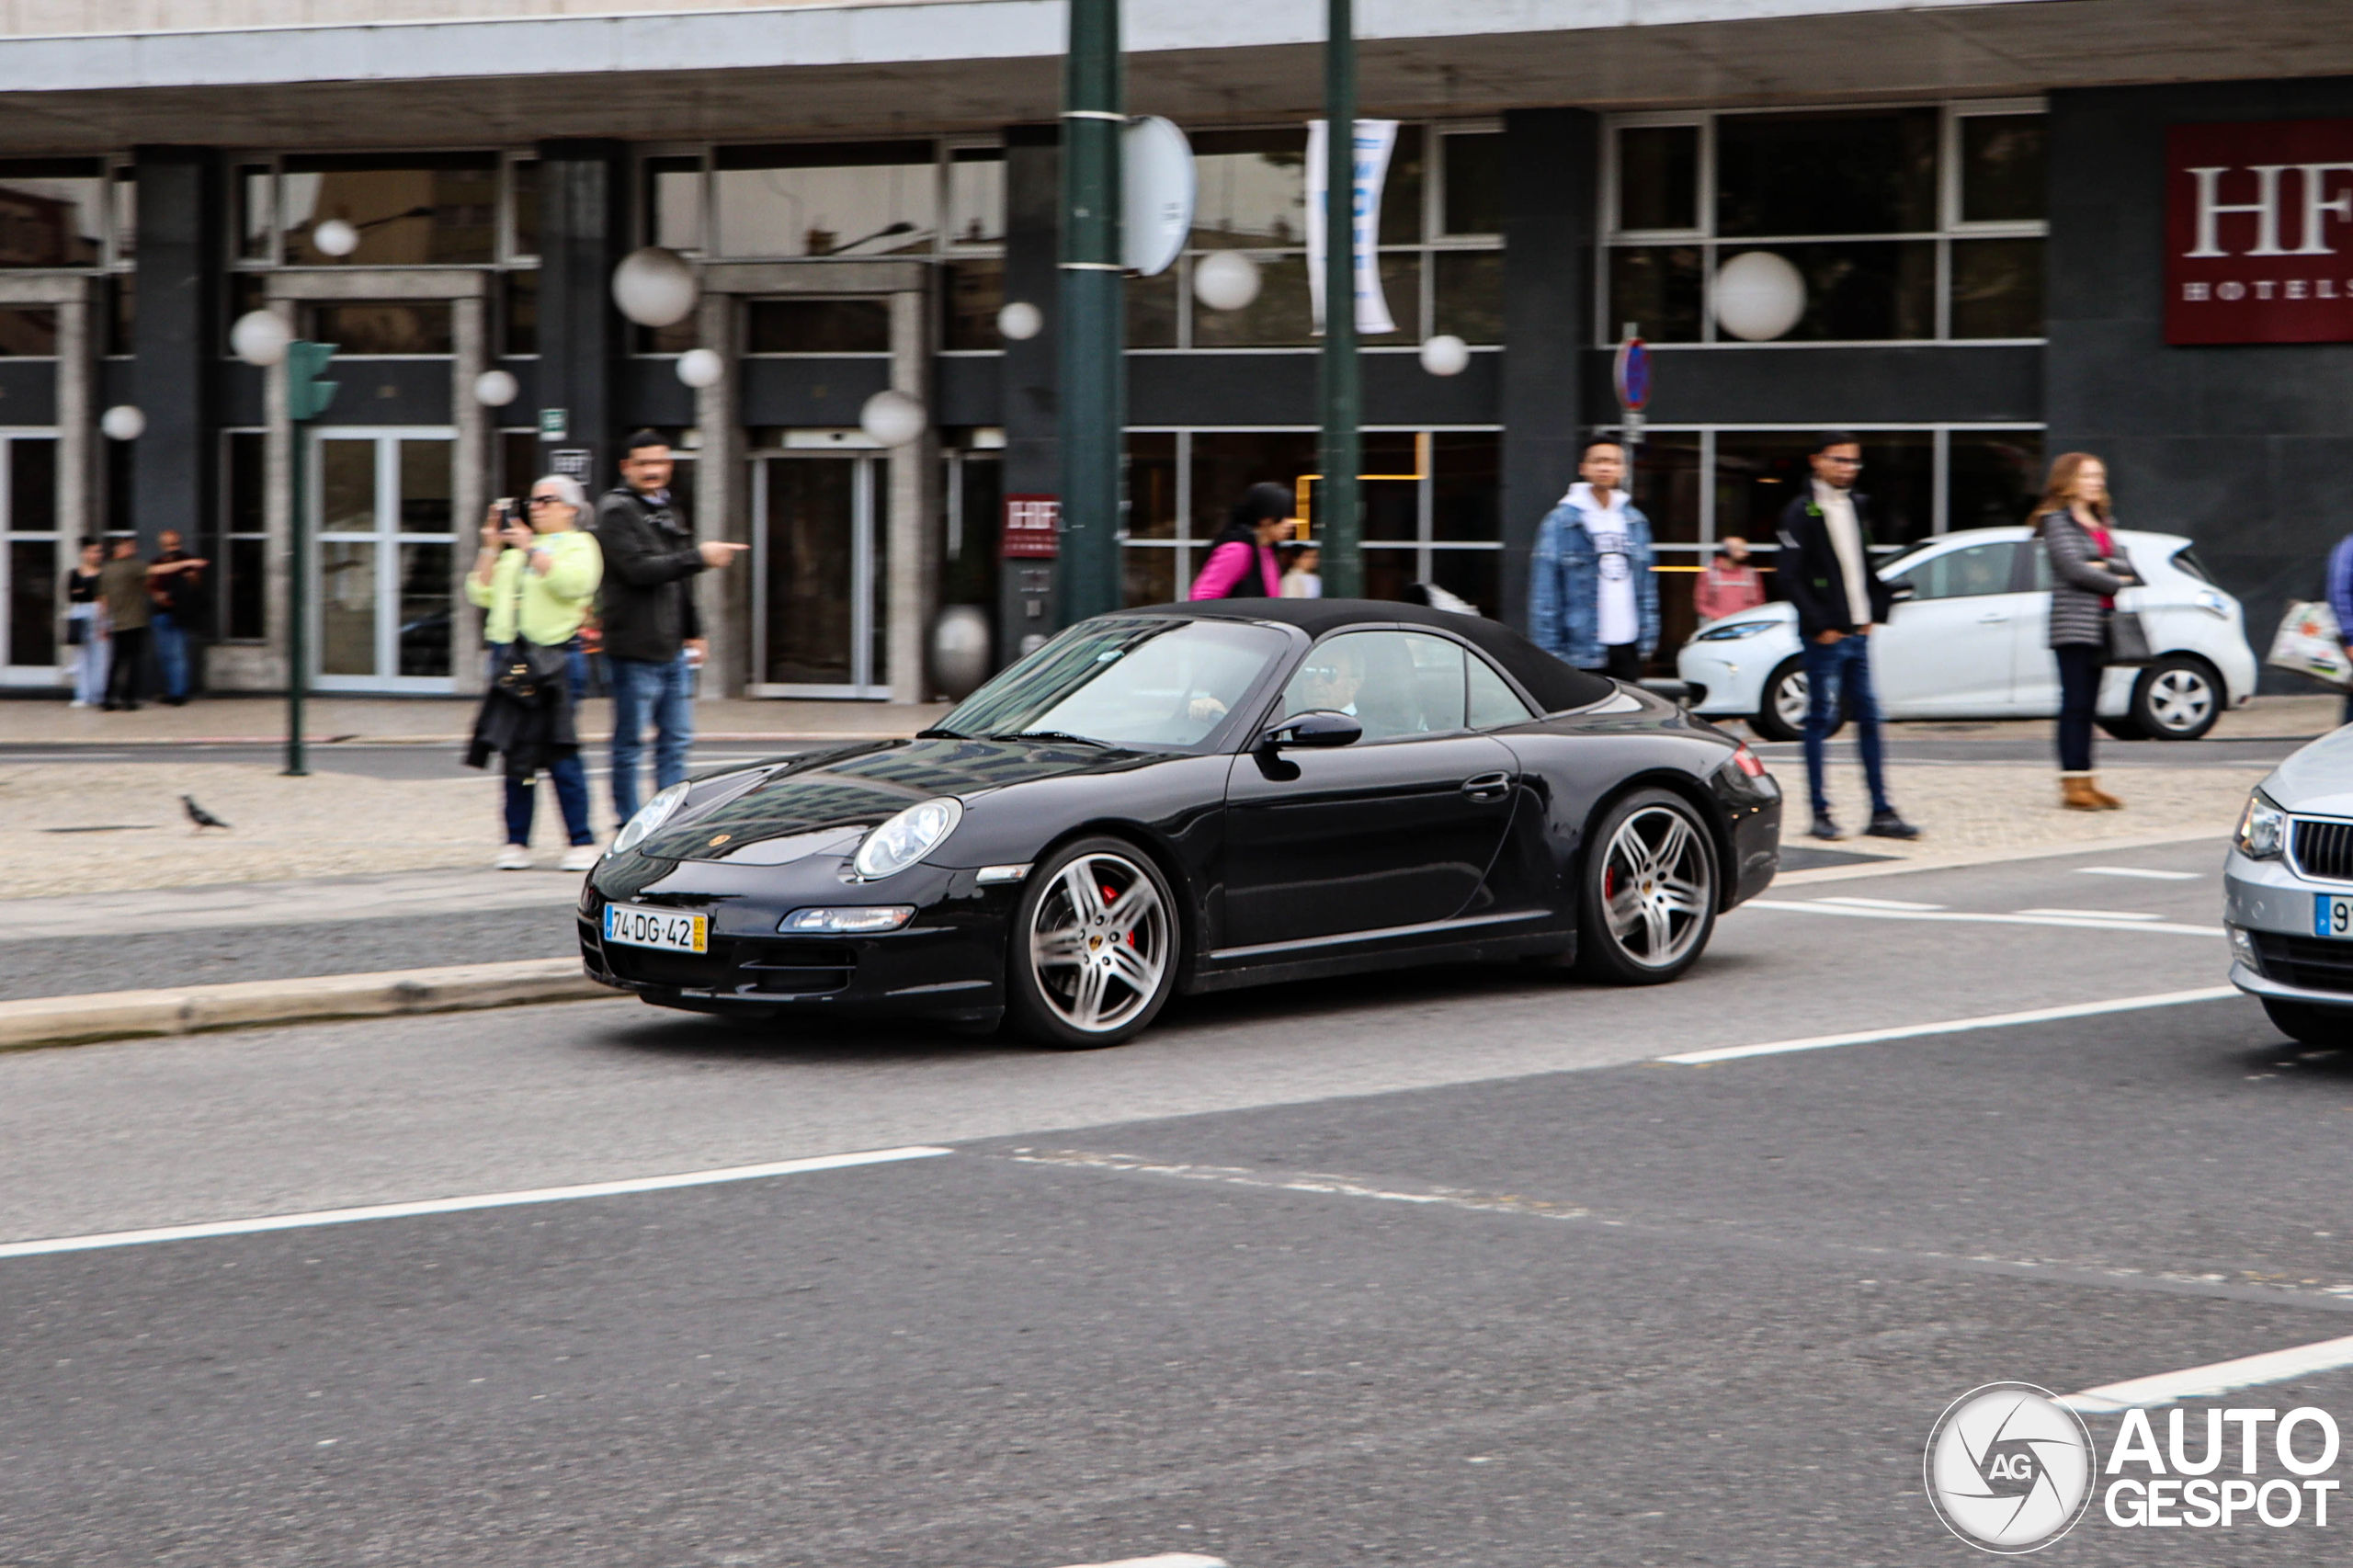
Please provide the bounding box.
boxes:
[1676,526,2256,742]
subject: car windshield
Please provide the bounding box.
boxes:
[934,617,1290,750]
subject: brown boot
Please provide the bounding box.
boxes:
[2060,773,2102,812]
[2086,775,2124,810]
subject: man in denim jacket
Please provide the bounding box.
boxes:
[1528,439,1658,681]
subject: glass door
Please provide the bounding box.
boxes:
[752,452,887,698]
[0,433,61,687]
[311,427,456,692]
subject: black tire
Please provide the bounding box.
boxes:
[1751,658,1845,744]
[2096,715,2151,742]
[1574,789,1719,985]
[1005,835,1182,1049]
[2130,656,2222,741]
[2261,998,2353,1050]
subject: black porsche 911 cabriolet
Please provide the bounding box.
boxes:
[581,598,1781,1048]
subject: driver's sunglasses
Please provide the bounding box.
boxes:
[527,494,563,506]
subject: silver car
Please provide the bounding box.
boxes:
[2226,728,2353,1045]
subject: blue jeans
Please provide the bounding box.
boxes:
[151,611,190,699]
[608,652,694,823]
[493,644,595,847]
[1802,632,1892,818]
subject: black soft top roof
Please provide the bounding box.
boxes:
[1125,598,1615,715]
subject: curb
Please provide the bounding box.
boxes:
[0,958,620,1051]
[1773,828,2221,886]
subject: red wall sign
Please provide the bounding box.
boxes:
[1001,494,1061,559]
[2167,119,2353,344]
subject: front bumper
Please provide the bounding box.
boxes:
[2223,847,2353,1010]
[579,854,1015,1020]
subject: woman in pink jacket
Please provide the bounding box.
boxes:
[1188,483,1293,600]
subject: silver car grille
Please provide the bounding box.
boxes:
[2291,817,2353,883]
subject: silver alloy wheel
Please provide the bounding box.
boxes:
[1773,669,1811,732]
[2143,665,2215,734]
[1599,805,1712,969]
[1028,851,1170,1034]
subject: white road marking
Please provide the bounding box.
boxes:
[1810,896,1947,911]
[2063,1332,2353,1413]
[2080,866,2203,881]
[1660,986,2240,1065]
[1746,899,2219,937]
[2017,907,2165,921]
[1052,1556,1229,1568]
[0,1147,951,1262]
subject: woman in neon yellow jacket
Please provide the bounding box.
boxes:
[466,475,604,869]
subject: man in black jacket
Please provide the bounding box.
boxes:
[594,430,746,824]
[1774,432,1918,843]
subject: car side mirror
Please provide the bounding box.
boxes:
[1257,710,1361,751]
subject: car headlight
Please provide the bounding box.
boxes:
[2235,789,2288,859]
[852,796,963,880]
[611,780,691,856]
[1693,619,1777,642]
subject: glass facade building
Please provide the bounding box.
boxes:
[0,0,2330,698]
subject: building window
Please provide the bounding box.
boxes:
[713,142,939,259]
[1121,428,1503,611]
[745,298,892,355]
[1153,121,1503,353]
[0,159,105,269]
[278,153,500,267]
[303,301,453,356]
[1605,102,2045,344]
[0,308,58,357]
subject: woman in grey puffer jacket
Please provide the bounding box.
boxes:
[2035,452,2141,812]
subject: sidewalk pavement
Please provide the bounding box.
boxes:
[0,690,950,745]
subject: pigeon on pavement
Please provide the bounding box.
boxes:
[182,794,232,833]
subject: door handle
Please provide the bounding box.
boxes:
[1976,612,2009,623]
[1461,770,1512,801]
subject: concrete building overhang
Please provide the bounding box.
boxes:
[0,0,2347,150]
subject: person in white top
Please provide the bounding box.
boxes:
[1528,439,1658,679]
[1279,543,1323,598]
[1774,432,1918,843]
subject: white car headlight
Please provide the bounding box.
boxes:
[2235,789,2288,860]
[611,780,691,856]
[853,796,963,880]
[1692,619,1776,642]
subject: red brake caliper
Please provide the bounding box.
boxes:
[1103,886,1136,945]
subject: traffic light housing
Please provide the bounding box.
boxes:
[287,339,338,421]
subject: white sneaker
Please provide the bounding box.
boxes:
[495,844,532,870]
[558,845,599,872]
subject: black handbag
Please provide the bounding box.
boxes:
[491,551,570,701]
[2104,606,2156,666]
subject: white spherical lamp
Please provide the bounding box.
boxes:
[1418,334,1471,377]
[610,246,699,328]
[230,309,292,368]
[997,301,1043,342]
[100,404,144,441]
[930,604,993,699]
[676,348,724,390]
[858,389,926,449]
[472,369,519,408]
[1193,251,1262,312]
[311,218,360,258]
[1713,250,1807,342]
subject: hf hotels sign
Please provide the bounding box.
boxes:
[2168,119,2353,343]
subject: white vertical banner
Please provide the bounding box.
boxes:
[1305,118,1399,336]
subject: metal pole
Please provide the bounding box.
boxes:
[284,407,308,778]
[1319,0,1361,598]
[1056,0,1123,624]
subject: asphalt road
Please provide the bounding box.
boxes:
[9,837,2353,1566]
